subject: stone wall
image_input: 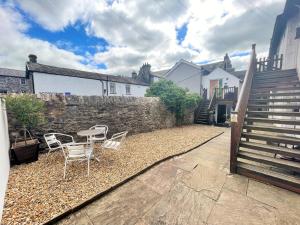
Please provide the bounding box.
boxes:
[0,76,32,94]
[8,94,190,142]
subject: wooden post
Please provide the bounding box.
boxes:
[275,54,278,69]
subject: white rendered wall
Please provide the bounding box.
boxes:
[107,82,148,97]
[165,63,201,95]
[277,12,300,70]
[202,68,240,98]
[0,98,10,223]
[33,72,104,96]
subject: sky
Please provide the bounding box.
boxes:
[0,0,285,76]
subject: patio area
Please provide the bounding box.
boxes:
[57,130,300,225]
[2,125,223,225]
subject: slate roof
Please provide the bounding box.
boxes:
[26,62,149,86]
[0,68,25,78]
[151,69,169,78]
[200,61,225,73]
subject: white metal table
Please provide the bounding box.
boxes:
[77,129,105,162]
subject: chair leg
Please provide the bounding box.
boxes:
[87,159,90,176]
[64,160,67,179]
[47,149,51,158]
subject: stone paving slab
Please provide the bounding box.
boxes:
[135,182,215,225]
[84,180,161,225]
[207,188,277,225]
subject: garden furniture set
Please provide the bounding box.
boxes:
[44,125,128,178]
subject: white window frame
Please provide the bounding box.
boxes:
[125,84,131,95]
[110,82,116,94]
[20,78,26,85]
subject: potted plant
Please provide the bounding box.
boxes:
[6,94,45,164]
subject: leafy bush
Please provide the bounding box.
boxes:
[6,94,45,130]
[145,79,201,124]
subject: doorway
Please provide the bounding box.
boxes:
[217,104,227,124]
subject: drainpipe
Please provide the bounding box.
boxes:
[99,80,105,96]
[106,76,109,96]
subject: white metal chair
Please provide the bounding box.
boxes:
[62,142,93,179]
[88,125,108,143]
[101,131,128,150]
[44,133,74,157]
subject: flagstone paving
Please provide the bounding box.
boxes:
[57,130,300,225]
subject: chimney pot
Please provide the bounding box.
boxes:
[28,54,37,63]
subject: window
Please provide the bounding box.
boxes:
[125,84,131,95]
[110,82,116,94]
[20,78,26,85]
[0,77,6,83]
[0,89,7,94]
[296,27,300,39]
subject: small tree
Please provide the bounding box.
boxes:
[6,94,45,141]
[145,79,201,124]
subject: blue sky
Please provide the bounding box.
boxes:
[0,0,285,74]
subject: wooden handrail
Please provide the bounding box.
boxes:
[230,44,257,173]
[208,90,216,111]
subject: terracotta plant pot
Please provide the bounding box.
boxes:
[11,139,39,164]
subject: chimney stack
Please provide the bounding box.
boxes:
[28,54,37,63]
[132,71,137,79]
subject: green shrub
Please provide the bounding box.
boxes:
[145,79,201,124]
[6,94,45,131]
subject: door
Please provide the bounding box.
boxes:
[217,104,227,124]
[210,79,219,98]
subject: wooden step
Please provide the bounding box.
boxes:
[250,92,300,97]
[249,98,300,103]
[247,111,300,117]
[254,73,297,80]
[242,132,300,145]
[248,104,300,109]
[239,141,300,158]
[243,125,300,135]
[252,86,300,94]
[238,150,300,173]
[255,69,297,76]
[245,117,300,125]
[253,77,297,84]
[237,162,300,194]
[252,81,300,88]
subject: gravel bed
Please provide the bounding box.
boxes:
[2,125,223,225]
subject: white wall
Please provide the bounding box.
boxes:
[33,72,104,96]
[202,68,240,97]
[0,98,10,223]
[277,12,300,70]
[107,81,148,97]
[165,63,201,94]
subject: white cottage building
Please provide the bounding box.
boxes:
[152,55,246,124]
[26,55,153,97]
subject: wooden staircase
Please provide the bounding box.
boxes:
[230,44,300,193]
[194,100,210,124]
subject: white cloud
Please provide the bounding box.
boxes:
[0,5,97,71]
[0,0,287,75]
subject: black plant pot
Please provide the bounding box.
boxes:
[11,139,39,164]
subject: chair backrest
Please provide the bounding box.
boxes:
[44,133,61,150]
[103,131,128,150]
[64,143,91,159]
[89,125,108,135]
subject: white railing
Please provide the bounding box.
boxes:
[0,98,10,223]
